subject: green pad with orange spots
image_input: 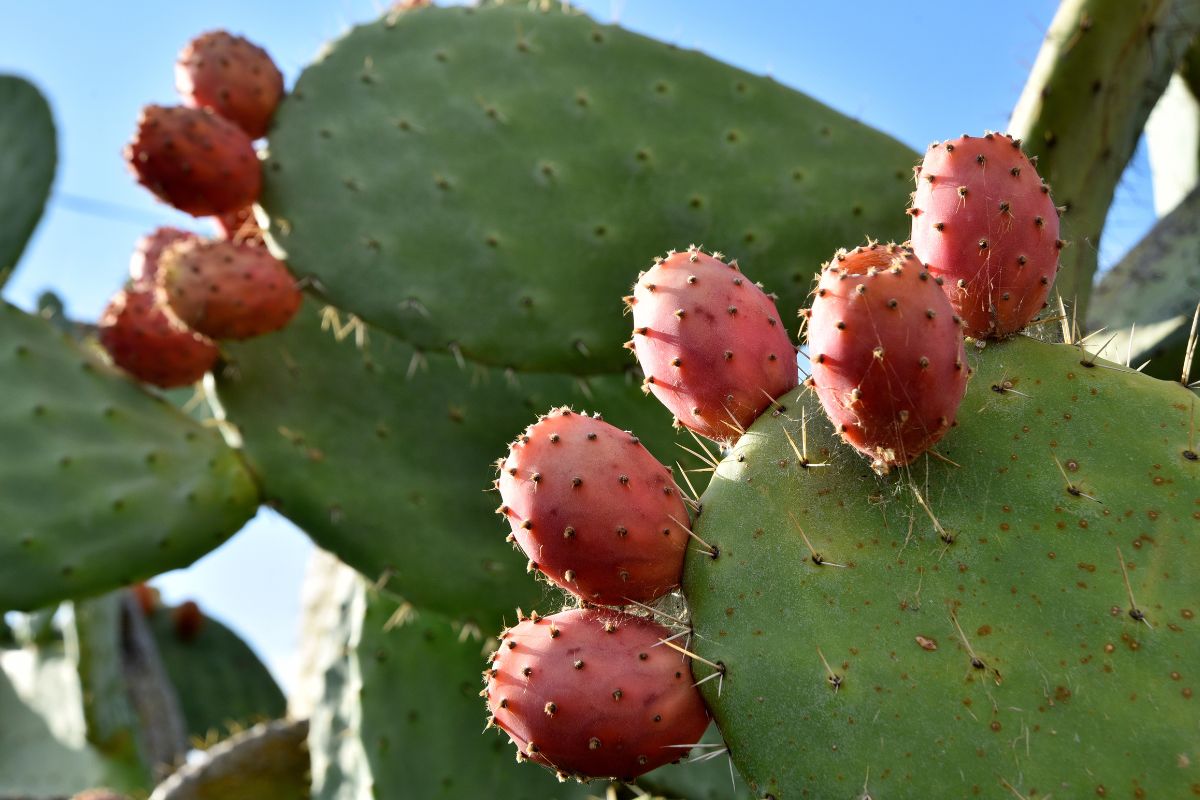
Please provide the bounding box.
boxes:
[685,334,1199,797]
[260,2,914,374]
[0,303,259,611]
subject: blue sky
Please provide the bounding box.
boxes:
[0,1,1159,689]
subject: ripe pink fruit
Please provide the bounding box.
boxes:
[484,608,710,781]
[175,31,284,139]
[805,243,969,474]
[496,408,688,605]
[909,132,1062,338]
[129,227,197,289]
[157,239,302,340]
[98,286,219,389]
[124,104,261,217]
[627,246,797,442]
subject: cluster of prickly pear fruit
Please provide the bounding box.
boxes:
[101,30,299,389]
[489,409,710,779]
[6,2,1200,798]
[486,129,1066,782]
[798,133,1062,470]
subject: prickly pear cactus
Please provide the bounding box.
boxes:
[260,3,915,374]
[0,303,260,610]
[1145,66,1200,216]
[1010,0,1200,319]
[144,602,286,742]
[70,592,186,781]
[0,640,148,796]
[303,555,743,799]
[307,563,598,800]
[684,335,1199,797]
[1089,185,1200,381]
[0,75,55,287]
[217,302,680,625]
[148,720,309,800]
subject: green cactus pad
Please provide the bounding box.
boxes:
[684,335,1199,798]
[0,303,259,610]
[149,720,309,800]
[1009,0,1200,320]
[73,591,193,777]
[0,644,147,796]
[0,76,55,287]
[309,572,599,800]
[70,595,158,781]
[1089,185,1200,382]
[217,302,679,626]
[261,3,914,374]
[145,604,286,743]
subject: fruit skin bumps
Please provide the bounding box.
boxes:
[484,608,711,781]
[909,132,1061,339]
[124,104,261,217]
[805,242,969,473]
[627,246,797,442]
[128,227,197,288]
[98,286,218,389]
[157,239,301,341]
[175,30,284,139]
[495,408,689,606]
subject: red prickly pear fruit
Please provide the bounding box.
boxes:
[484,608,710,781]
[157,239,302,340]
[171,600,205,642]
[129,227,198,289]
[175,31,284,139]
[806,243,969,474]
[496,408,688,605]
[628,246,797,442]
[909,132,1061,338]
[214,206,265,246]
[98,286,219,389]
[130,583,160,616]
[124,104,261,217]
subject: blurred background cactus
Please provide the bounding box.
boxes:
[1,1,1197,797]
